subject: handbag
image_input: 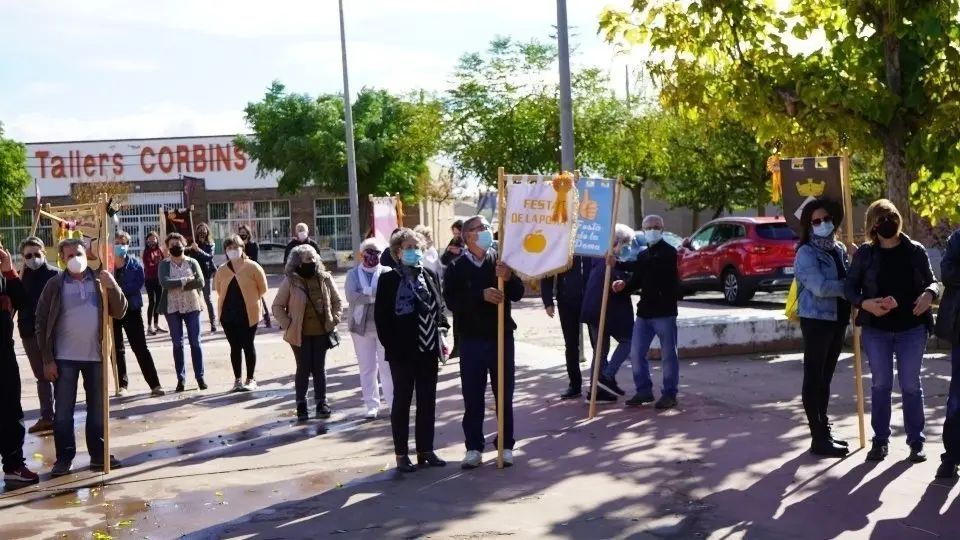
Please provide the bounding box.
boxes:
[784,279,800,322]
[305,275,340,349]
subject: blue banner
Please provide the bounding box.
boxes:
[574,177,616,257]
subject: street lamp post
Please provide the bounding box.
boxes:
[556,0,575,173]
[338,0,361,253]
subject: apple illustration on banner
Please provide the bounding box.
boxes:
[523,231,547,253]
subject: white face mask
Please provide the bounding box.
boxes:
[226,249,242,261]
[67,255,88,274]
[25,255,44,270]
[297,231,308,241]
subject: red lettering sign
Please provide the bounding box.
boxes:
[31,142,251,180]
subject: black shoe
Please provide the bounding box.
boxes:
[90,455,122,472]
[655,395,678,410]
[51,460,73,477]
[417,452,447,468]
[175,380,185,393]
[560,387,582,400]
[908,442,927,463]
[317,403,332,419]
[810,438,850,458]
[823,422,849,448]
[395,455,416,473]
[296,402,308,422]
[935,461,959,479]
[598,376,625,397]
[866,440,889,462]
[197,379,208,391]
[585,388,617,404]
[626,393,656,407]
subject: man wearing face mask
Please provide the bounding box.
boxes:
[443,215,524,469]
[284,223,321,265]
[17,236,60,434]
[112,232,163,397]
[35,238,128,476]
[610,215,681,410]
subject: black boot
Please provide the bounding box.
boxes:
[821,417,849,448]
[809,423,849,458]
[296,402,308,422]
[396,455,416,473]
[417,452,447,468]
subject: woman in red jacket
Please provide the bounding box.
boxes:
[143,230,166,335]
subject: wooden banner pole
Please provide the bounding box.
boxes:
[97,196,113,473]
[840,150,867,449]
[496,167,506,469]
[588,178,623,419]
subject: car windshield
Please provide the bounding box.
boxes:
[755,223,798,240]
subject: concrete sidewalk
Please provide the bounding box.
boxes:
[2,300,958,540]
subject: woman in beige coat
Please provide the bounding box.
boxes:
[272,245,343,421]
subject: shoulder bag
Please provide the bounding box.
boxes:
[305,275,340,349]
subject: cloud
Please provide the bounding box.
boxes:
[21,82,68,98]
[85,58,159,73]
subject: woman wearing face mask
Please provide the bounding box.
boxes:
[239,224,272,329]
[142,231,166,335]
[375,228,449,472]
[345,239,393,419]
[793,199,851,458]
[214,234,268,392]
[188,223,218,333]
[158,233,207,392]
[272,245,343,421]
[846,199,940,463]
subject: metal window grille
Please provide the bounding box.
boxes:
[0,210,55,263]
[117,192,185,256]
[208,200,290,245]
[314,197,351,251]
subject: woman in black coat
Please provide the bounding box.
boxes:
[238,224,271,328]
[374,227,449,473]
[934,228,960,479]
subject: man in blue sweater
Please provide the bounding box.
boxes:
[443,215,524,469]
[541,256,592,400]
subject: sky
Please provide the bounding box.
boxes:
[0,0,647,143]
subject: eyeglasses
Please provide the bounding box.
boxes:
[644,225,664,231]
[811,217,833,226]
[22,252,42,259]
[876,214,899,225]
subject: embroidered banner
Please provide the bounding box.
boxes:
[370,196,399,250]
[779,156,844,235]
[573,177,616,257]
[500,174,579,280]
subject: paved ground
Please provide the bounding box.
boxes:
[1,274,956,539]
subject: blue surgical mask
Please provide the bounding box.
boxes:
[401,248,423,266]
[644,230,663,245]
[475,230,493,250]
[619,245,632,260]
[114,244,128,257]
[813,222,835,238]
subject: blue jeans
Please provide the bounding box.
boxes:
[202,277,217,328]
[53,360,104,463]
[586,324,633,383]
[630,317,679,397]
[861,325,927,445]
[460,336,515,452]
[166,311,204,382]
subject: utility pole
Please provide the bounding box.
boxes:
[556,0,575,173]
[625,64,631,105]
[338,0,361,252]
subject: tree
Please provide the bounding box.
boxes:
[600,0,960,230]
[0,123,31,217]
[73,180,133,205]
[235,82,444,209]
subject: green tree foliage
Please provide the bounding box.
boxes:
[600,0,960,229]
[236,82,443,203]
[0,122,31,217]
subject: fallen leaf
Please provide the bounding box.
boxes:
[335,482,343,488]
[117,520,134,527]
[214,491,224,497]
[66,500,82,506]
[147,441,156,445]
[92,531,113,540]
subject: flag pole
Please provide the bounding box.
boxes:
[98,195,113,473]
[496,167,506,469]
[839,148,867,449]
[588,178,622,419]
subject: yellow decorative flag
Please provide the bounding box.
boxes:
[767,154,782,204]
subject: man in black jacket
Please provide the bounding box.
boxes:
[541,256,594,400]
[611,215,680,410]
[283,222,321,264]
[443,215,524,469]
[17,236,60,434]
[0,241,40,484]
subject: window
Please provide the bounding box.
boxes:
[208,200,291,245]
[314,197,351,251]
[755,223,799,240]
[0,211,54,263]
[711,223,746,245]
[689,226,715,250]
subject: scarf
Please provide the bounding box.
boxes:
[810,236,837,252]
[394,265,432,316]
[351,265,383,328]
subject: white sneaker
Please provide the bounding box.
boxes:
[365,408,379,419]
[244,379,258,391]
[116,387,128,397]
[502,449,514,467]
[232,379,244,392]
[461,450,483,469]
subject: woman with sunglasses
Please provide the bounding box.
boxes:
[793,199,851,458]
[846,199,940,463]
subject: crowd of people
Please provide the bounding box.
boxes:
[1,200,958,487]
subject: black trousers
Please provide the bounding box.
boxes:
[113,307,161,389]
[0,338,25,473]
[800,318,847,431]
[390,353,439,456]
[557,300,583,391]
[223,322,257,380]
[144,278,162,327]
[294,334,328,404]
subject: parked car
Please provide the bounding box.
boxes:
[677,217,797,305]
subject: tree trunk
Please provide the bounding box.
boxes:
[632,182,645,229]
[691,210,701,231]
[882,130,913,235]
[756,203,766,217]
[712,206,724,220]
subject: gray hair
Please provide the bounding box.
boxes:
[223,234,244,251]
[19,236,44,252]
[115,230,131,243]
[285,244,324,276]
[642,215,664,228]
[57,238,85,257]
[295,222,309,233]
[359,238,381,254]
[413,225,433,243]
[613,224,635,246]
[390,227,424,259]
[460,215,490,241]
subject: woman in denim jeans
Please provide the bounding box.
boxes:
[933,228,960,479]
[846,199,939,463]
[793,199,851,458]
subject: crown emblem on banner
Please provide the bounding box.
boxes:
[796,179,825,197]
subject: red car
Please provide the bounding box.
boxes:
[677,217,797,305]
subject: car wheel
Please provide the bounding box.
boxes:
[722,270,754,306]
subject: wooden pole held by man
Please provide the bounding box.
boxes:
[840,150,867,449]
[496,167,507,468]
[587,178,622,419]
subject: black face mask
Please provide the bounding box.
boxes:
[875,220,899,240]
[169,245,184,257]
[296,263,317,278]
